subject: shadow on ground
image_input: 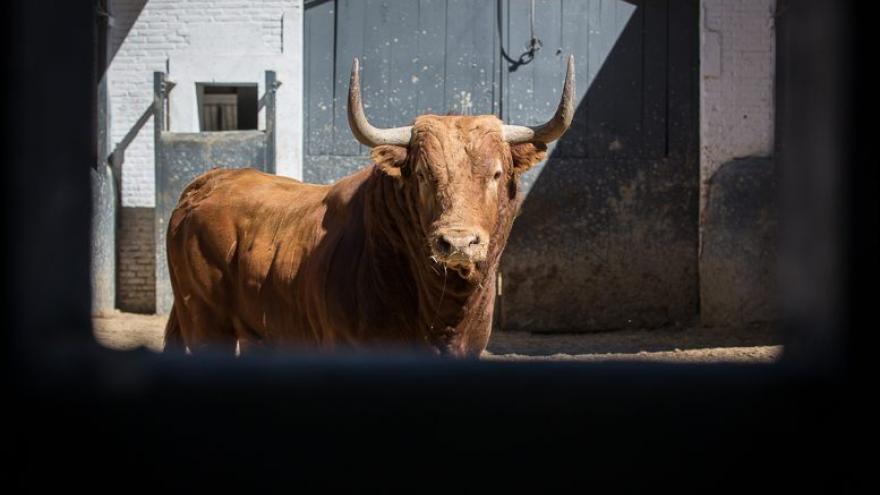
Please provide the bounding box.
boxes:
[92,312,781,363]
[486,322,781,356]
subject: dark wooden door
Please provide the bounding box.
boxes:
[499,0,699,331]
[304,0,499,182]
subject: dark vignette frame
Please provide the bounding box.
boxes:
[5,0,864,490]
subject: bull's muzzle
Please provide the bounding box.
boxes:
[432,228,488,267]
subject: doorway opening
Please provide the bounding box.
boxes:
[196,83,258,131]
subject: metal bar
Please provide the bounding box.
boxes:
[153,71,166,134]
[108,75,175,191]
[153,71,167,314]
[264,70,280,174]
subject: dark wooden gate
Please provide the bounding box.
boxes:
[304,0,500,182]
[304,0,699,331]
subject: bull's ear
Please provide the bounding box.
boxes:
[371,145,409,179]
[510,142,547,174]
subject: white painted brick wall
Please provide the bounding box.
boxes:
[700,0,776,215]
[108,0,302,207]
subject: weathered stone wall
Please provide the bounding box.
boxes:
[700,0,775,197]
[700,158,778,326]
[699,0,779,326]
[91,164,117,316]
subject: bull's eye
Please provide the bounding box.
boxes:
[493,170,502,180]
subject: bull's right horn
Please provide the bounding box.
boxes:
[348,58,413,147]
[502,55,575,144]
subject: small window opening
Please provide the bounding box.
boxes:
[197,84,258,131]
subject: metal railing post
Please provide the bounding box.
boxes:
[265,70,280,174]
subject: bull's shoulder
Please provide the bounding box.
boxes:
[322,166,377,212]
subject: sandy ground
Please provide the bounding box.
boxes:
[92,310,782,363]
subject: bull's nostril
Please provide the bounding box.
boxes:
[437,237,453,255]
[469,234,481,246]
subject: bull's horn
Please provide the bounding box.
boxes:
[348,58,413,147]
[502,55,575,144]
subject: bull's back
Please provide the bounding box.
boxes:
[168,167,328,264]
[166,168,330,339]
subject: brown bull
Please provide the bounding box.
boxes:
[165,57,575,357]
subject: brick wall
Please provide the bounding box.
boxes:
[117,207,155,313]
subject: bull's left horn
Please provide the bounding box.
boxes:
[502,55,575,144]
[348,57,413,147]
